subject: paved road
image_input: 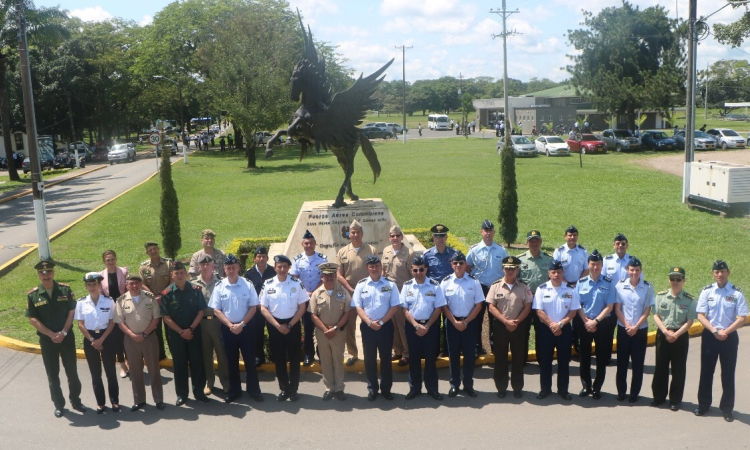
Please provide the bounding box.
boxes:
[0,151,184,268]
[0,328,747,449]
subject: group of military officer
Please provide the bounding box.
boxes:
[26,223,747,423]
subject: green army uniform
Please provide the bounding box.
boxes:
[518,249,554,354]
[140,256,172,358]
[26,279,82,410]
[161,281,207,399]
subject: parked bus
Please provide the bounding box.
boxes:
[428,114,450,130]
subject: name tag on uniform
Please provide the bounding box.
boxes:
[291,288,297,293]
[145,304,152,309]
[407,291,414,297]
[267,289,276,294]
[679,304,688,309]
[381,287,391,292]
[725,296,737,303]
[336,292,345,299]
[562,293,572,299]
[57,296,68,302]
[496,294,504,298]
[36,300,48,306]
[425,292,436,297]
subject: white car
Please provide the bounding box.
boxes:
[535,135,570,156]
[107,143,136,164]
[706,128,746,149]
[499,135,537,157]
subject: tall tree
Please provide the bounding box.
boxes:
[497,142,517,247]
[566,2,686,130]
[713,1,750,47]
[159,146,180,259]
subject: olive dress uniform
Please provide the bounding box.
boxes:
[381,242,413,360]
[161,281,207,401]
[26,277,83,412]
[337,241,377,359]
[309,280,352,395]
[189,248,226,278]
[193,273,229,393]
[139,257,172,359]
[518,231,554,354]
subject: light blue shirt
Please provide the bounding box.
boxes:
[259,276,310,320]
[351,276,401,320]
[696,281,749,330]
[440,273,484,317]
[400,278,447,321]
[553,244,587,283]
[209,277,259,323]
[575,275,616,319]
[615,278,655,329]
[533,282,581,323]
[602,253,638,282]
[466,241,508,286]
[290,251,327,293]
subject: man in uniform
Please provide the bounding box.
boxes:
[337,219,377,366]
[309,262,351,401]
[574,250,615,399]
[440,251,484,397]
[114,274,165,411]
[161,261,209,405]
[552,225,588,285]
[518,230,554,355]
[651,267,696,411]
[486,256,533,399]
[26,260,84,417]
[424,223,457,357]
[695,260,748,422]
[601,233,636,365]
[401,256,446,400]
[352,255,401,401]
[533,260,580,400]
[381,225,413,366]
[192,255,229,396]
[188,229,226,278]
[244,246,276,366]
[466,219,508,357]
[139,241,172,360]
[210,254,263,403]
[290,230,327,366]
[260,255,309,401]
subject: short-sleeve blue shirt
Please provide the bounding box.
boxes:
[466,241,508,286]
[423,246,457,282]
[575,275,616,319]
[400,278,447,321]
[351,276,401,320]
[615,278,655,329]
[696,281,749,330]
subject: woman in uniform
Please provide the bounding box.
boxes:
[99,250,129,378]
[75,272,120,414]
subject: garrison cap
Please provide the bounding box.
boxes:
[412,255,426,266]
[450,251,466,262]
[365,254,381,265]
[481,219,494,230]
[254,246,268,256]
[627,257,642,268]
[713,260,729,271]
[349,220,363,231]
[389,225,403,235]
[35,260,55,272]
[317,262,339,274]
[502,256,522,268]
[431,224,449,236]
[588,249,603,262]
[126,274,143,282]
[302,230,315,240]
[669,267,686,277]
[565,225,578,234]
[198,254,214,264]
[83,272,103,282]
[224,254,239,265]
[274,255,292,265]
[526,230,542,241]
[549,260,564,271]
[201,229,216,237]
[171,261,187,271]
[144,241,159,248]
[614,233,628,242]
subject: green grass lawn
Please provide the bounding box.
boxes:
[1,137,748,345]
[0,168,76,195]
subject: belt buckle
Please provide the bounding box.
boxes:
[206,316,213,320]
[95,329,101,333]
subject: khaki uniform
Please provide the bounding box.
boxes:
[381,244,413,358]
[309,284,352,392]
[139,257,172,358]
[193,274,229,391]
[337,242,376,358]
[114,290,163,405]
[189,248,226,278]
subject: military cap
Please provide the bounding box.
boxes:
[412,255,426,266]
[526,230,542,241]
[365,254,381,265]
[317,262,339,274]
[349,219,363,231]
[627,257,642,268]
[548,260,564,271]
[713,260,729,271]
[201,229,216,238]
[171,261,187,271]
[450,251,466,262]
[144,241,159,248]
[83,272,104,282]
[669,267,686,277]
[431,224,449,236]
[34,260,55,272]
[502,256,522,267]
[126,274,143,282]
[588,249,603,262]
[198,254,214,264]
[224,254,239,265]
[565,225,578,234]
[254,246,268,256]
[389,225,403,235]
[614,233,628,242]
[481,219,495,230]
[302,230,315,240]
[274,255,292,265]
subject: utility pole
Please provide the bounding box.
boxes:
[16,0,51,259]
[66,93,79,168]
[704,62,709,121]
[395,45,412,144]
[682,0,697,203]
[491,1,518,148]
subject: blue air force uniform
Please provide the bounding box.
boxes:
[553,244,587,284]
[467,240,508,353]
[423,246,457,282]
[290,250,327,359]
[574,275,616,394]
[614,277,655,400]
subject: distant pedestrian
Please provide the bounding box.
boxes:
[418,123,422,137]
[673,125,679,136]
[495,122,500,137]
[699,124,706,132]
[471,120,476,132]
[531,125,537,136]
[210,132,215,147]
[227,134,234,149]
[220,136,226,152]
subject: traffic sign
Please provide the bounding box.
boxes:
[149,133,161,146]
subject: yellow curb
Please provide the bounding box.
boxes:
[0,165,106,205]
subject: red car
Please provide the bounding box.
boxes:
[567,134,607,154]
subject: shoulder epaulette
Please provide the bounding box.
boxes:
[58,282,69,287]
[684,292,695,299]
[602,275,612,283]
[558,245,565,250]
[539,282,548,289]
[28,287,39,294]
[192,284,202,290]
[164,258,173,262]
[578,245,586,251]
[470,243,479,249]
[161,286,173,296]
[404,279,414,285]
[644,280,651,286]
[293,254,303,260]
[77,296,87,301]
[140,260,149,266]
[317,252,327,260]
[429,279,439,285]
[384,276,394,282]
[657,289,668,295]
[142,290,155,298]
[566,282,576,288]
[491,278,503,285]
[734,285,742,293]
[703,284,712,290]
[604,255,614,260]
[441,274,453,283]
[543,251,553,258]
[467,273,476,280]
[290,275,300,281]
[357,278,367,284]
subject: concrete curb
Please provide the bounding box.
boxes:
[0,165,106,205]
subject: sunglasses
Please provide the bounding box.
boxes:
[412,267,425,273]
[452,261,465,266]
[669,277,684,282]
[389,234,402,238]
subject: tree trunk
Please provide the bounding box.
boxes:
[235,128,244,150]
[0,54,20,181]
[627,99,635,132]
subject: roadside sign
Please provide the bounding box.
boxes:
[149,133,161,146]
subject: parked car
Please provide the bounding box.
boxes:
[639,131,677,151]
[535,135,570,156]
[0,157,5,169]
[156,139,178,157]
[22,155,55,173]
[254,131,275,146]
[601,129,640,152]
[69,141,89,152]
[92,145,109,161]
[364,122,389,131]
[53,152,85,170]
[361,126,393,140]
[673,130,716,150]
[706,128,746,149]
[385,123,407,134]
[107,143,136,164]
[499,135,537,157]
[566,134,607,154]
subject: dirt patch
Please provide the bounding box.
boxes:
[638,149,750,177]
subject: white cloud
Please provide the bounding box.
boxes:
[138,15,153,26]
[69,6,113,22]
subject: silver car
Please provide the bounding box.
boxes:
[498,135,537,157]
[107,143,136,164]
[706,128,746,149]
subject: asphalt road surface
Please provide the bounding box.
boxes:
[0,328,747,449]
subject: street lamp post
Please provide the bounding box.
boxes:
[153,75,186,163]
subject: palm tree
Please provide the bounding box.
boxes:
[0,1,68,181]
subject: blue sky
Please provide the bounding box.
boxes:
[36,0,750,84]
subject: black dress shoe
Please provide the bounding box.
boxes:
[225,394,240,404]
[289,392,299,402]
[669,404,680,412]
[131,403,146,412]
[650,399,664,407]
[560,392,572,401]
[111,404,121,413]
[367,392,378,401]
[323,391,334,401]
[592,392,602,400]
[513,391,523,399]
[249,393,264,402]
[397,357,409,367]
[694,407,708,416]
[71,403,86,413]
[724,412,735,422]
[175,397,186,406]
[405,391,420,400]
[96,406,106,415]
[496,391,506,399]
[616,394,626,401]
[255,358,263,368]
[537,391,550,400]
[428,391,443,401]
[464,388,477,397]
[277,391,289,401]
[156,402,166,410]
[628,395,639,403]
[54,408,64,418]
[345,356,358,366]
[195,395,210,403]
[382,392,394,401]
[448,387,458,398]
[334,391,347,401]
[579,388,592,397]
[303,355,313,366]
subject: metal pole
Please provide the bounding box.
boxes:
[16,0,51,259]
[66,93,79,168]
[704,62,709,121]
[683,0,697,204]
[502,0,511,149]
